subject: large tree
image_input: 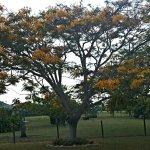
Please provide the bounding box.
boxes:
[0,0,150,139]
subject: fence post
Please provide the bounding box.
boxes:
[143,115,146,136]
[12,110,16,144]
[56,118,60,139]
[12,122,16,144]
[101,120,104,138]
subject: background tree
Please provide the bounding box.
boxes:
[31,90,66,125]
[0,0,150,140]
[0,101,21,133]
[96,47,150,117]
[12,98,27,137]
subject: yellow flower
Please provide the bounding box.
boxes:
[0,17,6,23]
[107,78,120,90]
[56,9,69,18]
[0,72,8,79]
[70,19,80,28]
[117,66,126,73]
[43,55,58,64]
[97,7,113,22]
[57,25,65,32]
[18,9,25,17]
[130,78,145,89]
[96,78,120,90]
[128,68,141,74]
[0,47,5,55]
[0,24,11,31]
[123,59,134,67]
[44,11,54,23]
[31,19,43,31]
[97,10,107,22]
[112,14,125,24]
[28,36,35,43]
[140,69,150,75]
[32,49,58,64]
[32,50,46,60]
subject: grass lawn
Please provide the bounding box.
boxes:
[0,114,150,150]
[0,137,150,150]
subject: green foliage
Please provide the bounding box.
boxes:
[31,92,66,124]
[22,102,50,116]
[0,108,21,133]
[84,105,100,119]
[52,138,93,146]
[133,96,150,118]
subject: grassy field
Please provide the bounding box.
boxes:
[0,114,150,150]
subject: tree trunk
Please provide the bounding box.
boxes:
[68,121,78,140]
[20,119,27,137]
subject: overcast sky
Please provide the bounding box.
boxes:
[0,0,105,104]
[0,0,105,13]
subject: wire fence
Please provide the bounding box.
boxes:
[0,114,150,144]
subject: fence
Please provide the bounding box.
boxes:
[0,114,150,144]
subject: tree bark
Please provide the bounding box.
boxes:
[68,121,78,140]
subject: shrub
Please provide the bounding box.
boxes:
[52,138,93,146]
[82,116,89,120]
[0,109,21,133]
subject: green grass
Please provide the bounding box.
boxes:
[78,117,150,138]
[0,114,150,150]
[0,137,150,150]
[97,111,129,118]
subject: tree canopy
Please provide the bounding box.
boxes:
[96,45,150,114]
[0,0,150,139]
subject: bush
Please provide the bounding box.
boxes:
[0,109,21,133]
[82,116,89,120]
[52,138,93,146]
